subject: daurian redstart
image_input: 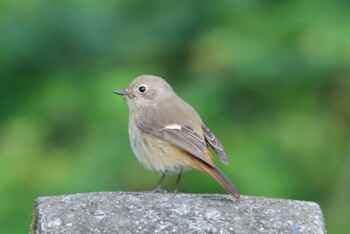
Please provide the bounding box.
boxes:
[114,75,240,199]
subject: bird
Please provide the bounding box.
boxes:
[114,75,240,199]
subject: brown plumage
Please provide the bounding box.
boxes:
[114,75,240,199]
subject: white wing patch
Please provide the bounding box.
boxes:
[164,124,182,130]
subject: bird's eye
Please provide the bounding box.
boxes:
[138,85,147,93]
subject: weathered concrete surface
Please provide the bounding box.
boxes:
[31,192,325,234]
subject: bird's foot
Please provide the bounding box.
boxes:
[151,186,167,193]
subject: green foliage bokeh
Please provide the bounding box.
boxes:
[1,1,349,233]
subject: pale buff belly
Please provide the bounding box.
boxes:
[128,122,197,173]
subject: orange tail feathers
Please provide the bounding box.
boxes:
[199,164,241,199]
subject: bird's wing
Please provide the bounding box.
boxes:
[202,125,229,164]
[138,120,215,167]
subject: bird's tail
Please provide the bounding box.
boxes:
[199,163,240,199]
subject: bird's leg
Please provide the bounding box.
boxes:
[152,171,167,193]
[173,170,183,193]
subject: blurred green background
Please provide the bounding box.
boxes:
[1,0,349,233]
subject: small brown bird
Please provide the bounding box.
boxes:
[114,75,240,199]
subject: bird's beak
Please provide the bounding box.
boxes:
[113,89,128,96]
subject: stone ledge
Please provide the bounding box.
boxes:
[31,192,325,234]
